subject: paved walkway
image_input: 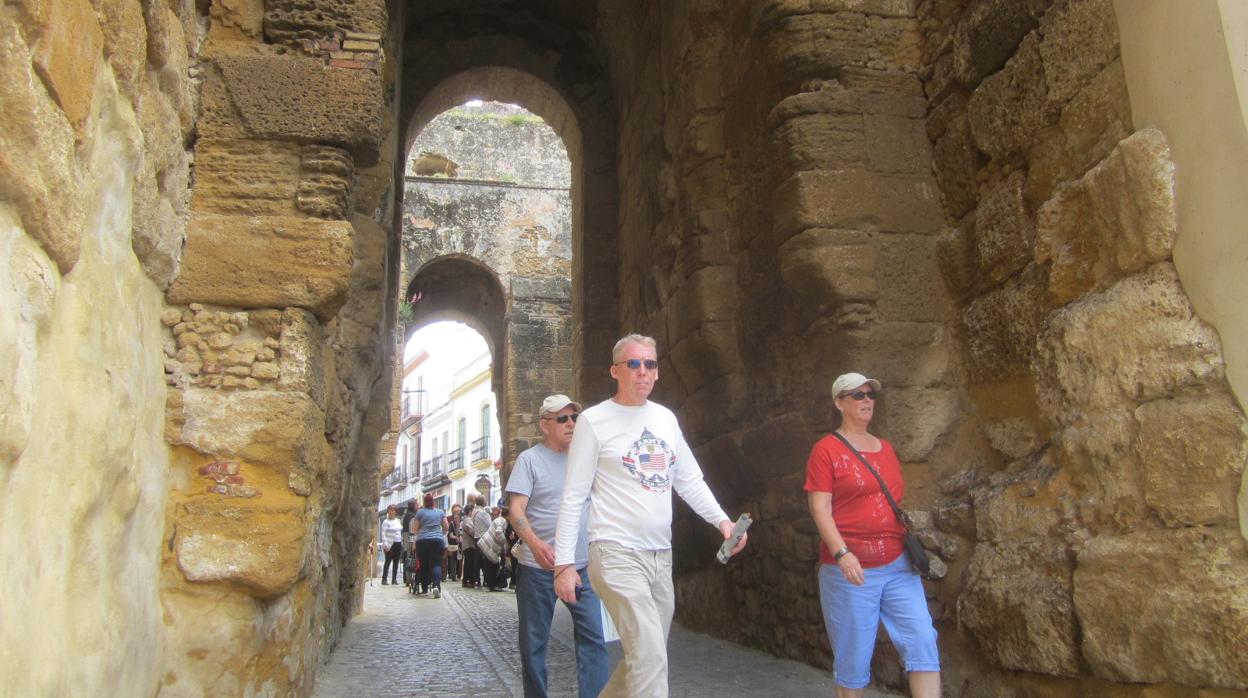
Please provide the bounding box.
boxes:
[312,579,894,697]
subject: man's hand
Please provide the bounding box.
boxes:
[719,519,748,556]
[553,564,581,603]
[530,539,556,570]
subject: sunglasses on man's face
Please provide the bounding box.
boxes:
[838,390,878,401]
[543,413,579,424]
[614,359,659,371]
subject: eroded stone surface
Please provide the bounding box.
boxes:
[1074,528,1248,688]
[167,214,354,320]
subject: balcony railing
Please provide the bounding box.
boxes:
[381,467,403,491]
[471,436,489,463]
[421,454,448,486]
[447,448,464,472]
[400,394,425,431]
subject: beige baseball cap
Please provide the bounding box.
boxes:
[831,372,881,397]
[540,394,582,415]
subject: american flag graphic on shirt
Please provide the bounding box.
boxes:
[622,428,673,493]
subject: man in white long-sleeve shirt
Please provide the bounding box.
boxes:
[553,333,747,697]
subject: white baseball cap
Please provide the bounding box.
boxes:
[540,394,582,415]
[831,372,881,397]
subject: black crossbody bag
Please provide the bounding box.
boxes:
[831,432,931,577]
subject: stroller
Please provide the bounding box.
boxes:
[404,545,421,594]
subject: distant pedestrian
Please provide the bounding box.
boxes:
[447,503,463,581]
[461,501,481,588]
[471,494,494,587]
[479,505,509,591]
[411,494,449,598]
[507,393,609,698]
[380,505,403,586]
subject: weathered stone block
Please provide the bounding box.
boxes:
[1074,528,1248,688]
[960,539,1081,676]
[131,76,189,289]
[973,465,1072,542]
[199,54,385,151]
[1053,408,1145,529]
[94,0,148,99]
[167,213,354,321]
[682,373,749,445]
[191,139,304,216]
[742,412,814,482]
[1038,0,1118,105]
[875,233,951,323]
[779,228,879,326]
[168,390,330,475]
[668,321,741,396]
[263,0,386,46]
[1033,263,1222,418]
[278,309,327,409]
[0,18,83,273]
[1135,388,1247,527]
[30,0,103,136]
[833,321,951,390]
[974,171,1032,283]
[772,113,867,174]
[880,386,958,461]
[864,114,930,175]
[962,263,1047,381]
[930,113,983,220]
[935,216,979,300]
[774,170,944,240]
[967,33,1059,161]
[1037,128,1175,307]
[760,11,874,83]
[951,0,1041,88]
[174,501,307,598]
[296,145,354,219]
[666,266,740,342]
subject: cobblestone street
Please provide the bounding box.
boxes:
[311,579,882,697]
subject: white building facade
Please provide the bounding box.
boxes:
[378,323,502,516]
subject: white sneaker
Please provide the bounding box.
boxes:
[432,588,441,599]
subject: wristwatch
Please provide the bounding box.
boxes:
[833,546,851,561]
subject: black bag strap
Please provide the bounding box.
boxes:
[830,431,911,531]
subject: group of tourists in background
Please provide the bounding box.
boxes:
[376,332,942,698]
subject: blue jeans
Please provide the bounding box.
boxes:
[516,564,610,698]
[819,552,940,689]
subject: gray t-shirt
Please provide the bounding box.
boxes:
[506,443,590,569]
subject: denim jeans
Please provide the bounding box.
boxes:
[516,564,610,698]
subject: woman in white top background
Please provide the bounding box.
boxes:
[380,505,404,585]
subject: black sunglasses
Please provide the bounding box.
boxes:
[543,413,579,424]
[614,359,658,370]
[838,390,878,401]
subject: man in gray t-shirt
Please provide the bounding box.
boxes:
[506,394,609,698]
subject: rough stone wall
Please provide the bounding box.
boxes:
[407,106,571,187]
[156,0,400,694]
[597,1,1248,694]
[0,0,195,693]
[399,109,575,465]
[597,0,955,681]
[919,0,1248,692]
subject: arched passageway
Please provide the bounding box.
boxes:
[8,1,1248,696]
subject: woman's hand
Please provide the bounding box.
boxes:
[838,552,865,586]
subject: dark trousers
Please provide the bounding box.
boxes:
[416,539,444,593]
[481,555,504,590]
[382,542,402,583]
[462,547,480,587]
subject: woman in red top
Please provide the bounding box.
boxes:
[805,372,940,697]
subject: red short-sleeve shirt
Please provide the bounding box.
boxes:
[804,434,906,568]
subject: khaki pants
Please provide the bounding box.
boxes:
[588,541,674,698]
